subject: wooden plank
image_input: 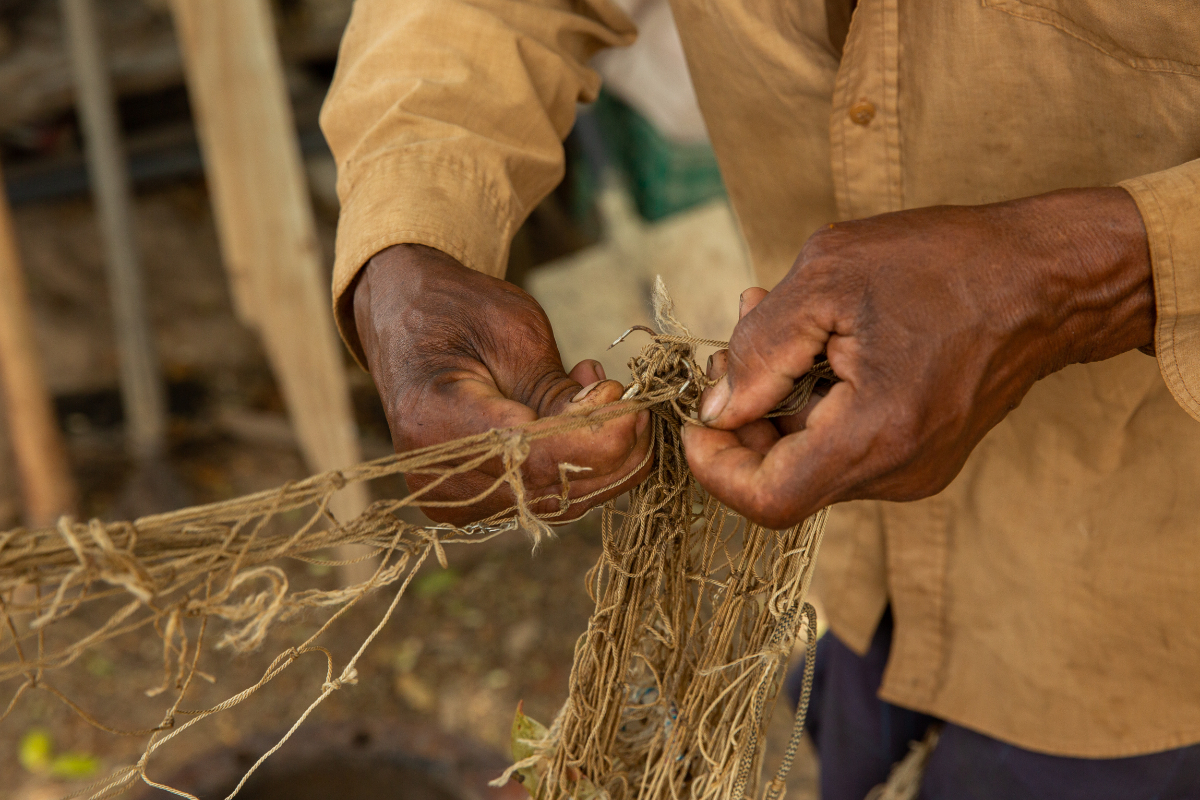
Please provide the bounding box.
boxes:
[169,0,371,581]
[0,159,78,527]
[61,0,169,463]
[0,0,351,132]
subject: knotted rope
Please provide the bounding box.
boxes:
[0,280,834,800]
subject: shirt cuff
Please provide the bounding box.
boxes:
[1120,158,1200,422]
[331,152,518,366]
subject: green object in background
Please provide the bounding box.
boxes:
[414,568,460,600]
[49,751,101,779]
[19,728,101,779]
[18,729,54,774]
[591,90,726,222]
[507,702,602,799]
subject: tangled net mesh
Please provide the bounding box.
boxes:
[0,282,832,800]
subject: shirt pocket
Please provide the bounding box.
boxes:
[982,0,1200,76]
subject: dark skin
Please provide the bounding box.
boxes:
[352,243,651,525]
[682,187,1156,529]
[353,188,1154,528]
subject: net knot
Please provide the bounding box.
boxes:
[619,330,712,417]
[498,429,531,461]
[322,666,358,693]
[496,431,554,543]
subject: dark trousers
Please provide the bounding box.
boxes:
[786,609,1200,800]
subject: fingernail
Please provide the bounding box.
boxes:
[593,360,607,382]
[572,381,602,403]
[707,350,728,381]
[738,292,746,318]
[700,377,730,423]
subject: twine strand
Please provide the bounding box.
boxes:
[0,283,837,800]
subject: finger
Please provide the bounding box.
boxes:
[410,418,653,525]
[398,374,539,450]
[734,419,781,456]
[773,380,834,436]
[568,358,606,387]
[684,382,873,529]
[681,424,769,516]
[497,350,648,486]
[524,413,654,519]
[700,290,829,430]
[399,363,648,493]
[432,375,650,490]
[706,349,728,382]
[704,348,832,435]
[739,287,768,320]
[519,379,651,488]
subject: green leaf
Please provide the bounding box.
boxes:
[19,729,54,775]
[51,752,101,779]
[509,703,547,798]
[511,703,549,763]
[19,729,101,780]
[506,704,601,800]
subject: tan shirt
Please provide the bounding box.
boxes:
[321,0,1200,758]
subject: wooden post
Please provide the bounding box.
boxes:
[60,0,168,463]
[0,161,78,527]
[169,0,372,582]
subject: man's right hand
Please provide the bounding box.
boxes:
[352,244,652,525]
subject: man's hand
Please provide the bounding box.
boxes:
[353,244,651,525]
[683,188,1156,529]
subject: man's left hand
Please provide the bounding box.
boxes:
[682,188,1156,529]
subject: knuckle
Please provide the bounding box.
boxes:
[517,369,570,412]
[493,284,556,349]
[502,320,569,408]
[792,228,858,300]
[799,226,838,262]
[796,223,854,273]
[728,316,775,376]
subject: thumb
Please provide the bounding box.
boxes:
[686,380,866,528]
[700,292,828,429]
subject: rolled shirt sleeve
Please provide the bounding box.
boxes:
[1121,158,1200,422]
[320,0,635,361]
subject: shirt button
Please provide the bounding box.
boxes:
[848,99,876,126]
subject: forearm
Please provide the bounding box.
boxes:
[321,0,635,362]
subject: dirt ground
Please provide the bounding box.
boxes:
[0,176,819,799]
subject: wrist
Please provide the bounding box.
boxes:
[1017,188,1156,371]
[351,244,464,366]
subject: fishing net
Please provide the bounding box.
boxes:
[0,282,832,799]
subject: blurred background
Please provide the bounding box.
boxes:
[0,1,813,797]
